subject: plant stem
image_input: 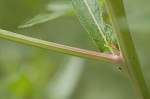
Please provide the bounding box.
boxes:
[0,29,119,65]
[104,0,150,99]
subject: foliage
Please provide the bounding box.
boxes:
[0,0,150,99]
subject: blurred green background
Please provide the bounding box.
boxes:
[0,0,150,99]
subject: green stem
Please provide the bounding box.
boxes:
[104,0,150,99]
[0,29,119,65]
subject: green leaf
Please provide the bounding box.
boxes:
[99,0,104,7]
[18,1,73,28]
[18,12,68,28]
[46,1,73,12]
[6,74,32,96]
[70,0,118,54]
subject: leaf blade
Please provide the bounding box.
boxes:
[70,0,106,52]
[18,1,73,28]
[18,12,69,28]
[70,0,118,54]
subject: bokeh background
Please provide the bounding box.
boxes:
[0,0,150,99]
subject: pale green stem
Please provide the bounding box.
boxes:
[104,0,150,99]
[0,29,119,65]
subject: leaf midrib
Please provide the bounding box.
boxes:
[83,0,107,43]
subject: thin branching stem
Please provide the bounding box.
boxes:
[0,29,120,65]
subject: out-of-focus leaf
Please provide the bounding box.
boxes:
[46,1,72,12]
[6,74,32,97]
[18,12,70,28]
[99,0,104,7]
[46,56,85,99]
[70,0,118,54]
[18,1,74,28]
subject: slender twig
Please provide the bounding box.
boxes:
[104,0,150,99]
[0,29,120,65]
